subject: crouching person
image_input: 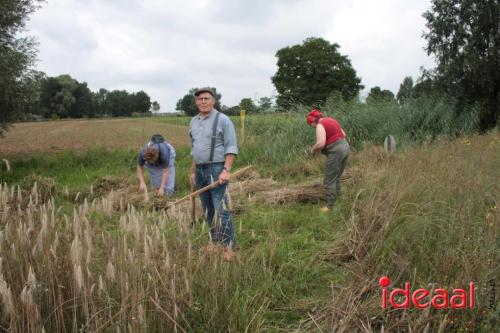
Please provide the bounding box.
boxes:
[137,134,176,196]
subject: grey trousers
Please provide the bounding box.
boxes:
[323,139,350,208]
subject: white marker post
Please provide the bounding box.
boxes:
[384,135,397,153]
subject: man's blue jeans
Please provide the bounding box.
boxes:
[195,162,236,250]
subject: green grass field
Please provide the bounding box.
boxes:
[0,116,498,332]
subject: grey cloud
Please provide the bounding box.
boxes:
[27,0,434,112]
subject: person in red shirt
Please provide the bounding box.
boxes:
[307,108,350,212]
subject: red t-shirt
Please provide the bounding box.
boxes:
[319,117,345,146]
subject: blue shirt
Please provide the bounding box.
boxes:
[137,142,171,168]
[189,110,238,164]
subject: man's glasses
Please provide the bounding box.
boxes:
[197,97,211,101]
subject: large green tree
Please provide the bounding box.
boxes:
[131,91,152,114]
[94,88,109,117]
[176,91,196,116]
[423,0,500,130]
[72,82,96,118]
[366,86,395,104]
[221,105,239,116]
[396,76,415,104]
[39,75,77,118]
[0,0,43,135]
[272,37,363,109]
[176,87,222,116]
[106,90,133,117]
[257,97,273,112]
[239,98,257,114]
[151,101,160,113]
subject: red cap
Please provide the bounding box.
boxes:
[306,108,323,125]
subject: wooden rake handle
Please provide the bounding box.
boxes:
[167,165,253,209]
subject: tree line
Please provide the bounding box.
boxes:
[31,74,159,119]
[175,87,275,117]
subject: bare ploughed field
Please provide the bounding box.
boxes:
[0,118,191,155]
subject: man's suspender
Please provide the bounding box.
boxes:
[209,111,220,162]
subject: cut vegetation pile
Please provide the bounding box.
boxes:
[89,171,332,219]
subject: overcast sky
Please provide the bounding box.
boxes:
[27,0,436,112]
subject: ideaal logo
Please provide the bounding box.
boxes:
[379,276,475,309]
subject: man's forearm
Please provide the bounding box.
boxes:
[136,165,145,183]
[160,168,169,189]
[224,154,235,170]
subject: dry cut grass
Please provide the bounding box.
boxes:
[71,170,354,220]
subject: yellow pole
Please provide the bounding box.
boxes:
[240,109,246,145]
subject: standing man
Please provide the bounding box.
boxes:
[189,87,238,260]
[137,134,176,196]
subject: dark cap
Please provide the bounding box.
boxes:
[194,87,215,97]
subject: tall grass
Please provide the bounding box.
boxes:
[227,96,481,180]
[0,183,278,332]
[323,95,480,148]
[317,133,499,332]
[151,96,483,179]
[237,115,315,177]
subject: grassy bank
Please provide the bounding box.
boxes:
[0,115,498,331]
[319,132,499,332]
